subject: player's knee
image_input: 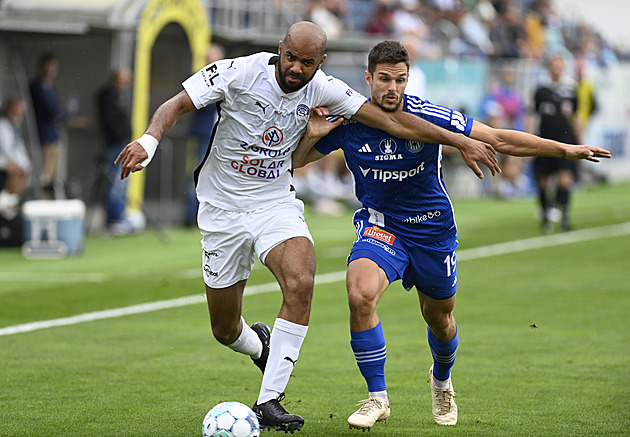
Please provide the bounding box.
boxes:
[211,322,239,345]
[347,288,377,316]
[282,272,314,308]
[425,311,455,338]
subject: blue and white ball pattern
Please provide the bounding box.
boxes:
[202,401,260,437]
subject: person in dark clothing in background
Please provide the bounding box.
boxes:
[529,54,581,233]
[96,68,133,234]
[29,53,64,197]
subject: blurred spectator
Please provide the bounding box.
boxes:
[391,0,428,40]
[365,0,394,35]
[308,0,346,38]
[184,44,225,227]
[529,54,580,232]
[0,97,31,246]
[525,0,547,59]
[481,66,531,198]
[0,97,31,212]
[489,5,529,58]
[575,58,598,128]
[482,67,526,130]
[293,150,357,215]
[96,68,133,234]
[29,53,64,198]
[456,3,495,56]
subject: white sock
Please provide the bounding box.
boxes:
[226,317,262,359]
[369,390,388,402]
[433,376,450,389]
[257,318,308,404]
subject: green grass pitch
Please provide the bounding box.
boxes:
[1,181,629,436]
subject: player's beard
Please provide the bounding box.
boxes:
[277,64,316,93]
[377,93,403,112]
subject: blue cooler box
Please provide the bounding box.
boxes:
[22,199,86,258]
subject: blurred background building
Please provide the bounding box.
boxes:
[0,0,628,229]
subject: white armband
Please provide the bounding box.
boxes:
[136,134,159,167]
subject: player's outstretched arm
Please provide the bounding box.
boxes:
[352,101,500,179]
[470,121,612,161]
[115,91,196,179]
[292,107,342,169]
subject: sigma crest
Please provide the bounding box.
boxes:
[405,140,424,153]
[379,138,397,155]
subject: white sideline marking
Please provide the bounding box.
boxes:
[1,222,628,337]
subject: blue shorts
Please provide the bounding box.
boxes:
[348,210,458,300]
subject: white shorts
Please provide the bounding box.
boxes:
[198,198,314,288]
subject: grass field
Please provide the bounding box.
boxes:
[1,181,629,436]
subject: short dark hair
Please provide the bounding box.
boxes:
[367,40,410,74]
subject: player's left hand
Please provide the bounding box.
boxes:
[565,145,612,162]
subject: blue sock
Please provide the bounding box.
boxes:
[427,325,458,381]
[350,322,387,392]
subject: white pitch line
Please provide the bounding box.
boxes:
[457,221,630,261]
[1,222,628,337]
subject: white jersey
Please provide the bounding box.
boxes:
[183,52,366,212]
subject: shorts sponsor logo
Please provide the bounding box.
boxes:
[296,104,310,119]
[364,238,396,255]
[203,265,218,277]
[359,162,425,182]
[262,126,283,147]
[363,226,396,245]
[405,140,424,153]
[403,209,442,224]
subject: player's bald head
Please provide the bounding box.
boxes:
[283,21,327,57]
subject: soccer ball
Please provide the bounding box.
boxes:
[202,401,260,437]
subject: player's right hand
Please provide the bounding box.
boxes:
[114,140,149,180]
[306,107,344,140]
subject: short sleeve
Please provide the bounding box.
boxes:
[182,58,244,109]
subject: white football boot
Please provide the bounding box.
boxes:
[429,365,458,425]
[347,397,390,430]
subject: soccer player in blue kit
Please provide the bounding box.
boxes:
[115,23,503,434]
[293,40,610,431]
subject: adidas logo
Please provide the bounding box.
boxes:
[358,143,372,153]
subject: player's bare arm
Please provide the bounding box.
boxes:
[115,90,196,179]
[470,121,611,162]
[352,101,500,179]
[292,108,340,168]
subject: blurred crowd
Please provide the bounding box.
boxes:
[307,0,622,65]
[0,0,616,244]
[297,0,610,214]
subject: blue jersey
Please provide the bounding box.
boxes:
[314,95,473,243]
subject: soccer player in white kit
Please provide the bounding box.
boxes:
[115,22,501,433]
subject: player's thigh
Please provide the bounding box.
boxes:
[253,199,315,286]
[404,237,458,301]
[264,236,315,295]
[198,202,256,288]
